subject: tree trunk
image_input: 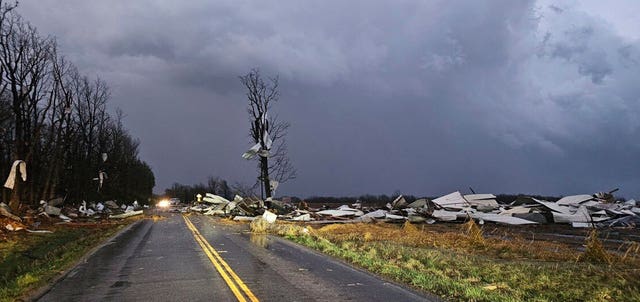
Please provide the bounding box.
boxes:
[9,92,24,212]
[261,156,271,202]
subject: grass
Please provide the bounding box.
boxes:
[262,221,640,302]
[0,219,136,302]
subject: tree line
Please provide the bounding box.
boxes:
[0,2,154,212]
[164,177,235,203]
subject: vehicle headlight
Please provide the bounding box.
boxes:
[157,200,170,208]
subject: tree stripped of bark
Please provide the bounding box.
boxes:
[239,68,295,202]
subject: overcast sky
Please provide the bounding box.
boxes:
[17,0,640,198]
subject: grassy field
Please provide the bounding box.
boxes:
[0,219,136,302]
[251,219,640,301]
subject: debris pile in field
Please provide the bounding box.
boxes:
[193,189,640,228]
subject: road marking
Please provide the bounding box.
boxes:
[183,215,259,302]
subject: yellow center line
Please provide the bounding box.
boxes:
[185,217,259,302]
[183,215,259,302]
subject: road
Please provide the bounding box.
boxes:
[37,212,437,302]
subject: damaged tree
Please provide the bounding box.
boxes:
[239,69,296,202]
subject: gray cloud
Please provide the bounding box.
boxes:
[16,0,640,198]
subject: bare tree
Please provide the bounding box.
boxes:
[0,3,56,210]
[239,68,295,201]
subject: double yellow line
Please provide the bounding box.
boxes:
[183,215,259,302]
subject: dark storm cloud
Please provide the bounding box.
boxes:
[16,0,640,198]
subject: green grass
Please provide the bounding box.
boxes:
[0,222,131,302]
[284,223,640,302]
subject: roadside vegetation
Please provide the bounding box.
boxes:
[251,219,640,301]
[0,219,137,302]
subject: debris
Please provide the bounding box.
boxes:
[464,194,499,211]
[242,143,261,160]
[498,206,532,216]
[44,205,62,216]
[79,201,95,216]
[262,210,277,223]
[431,209,458,221]
[552,206,593,224]
[356,209,387,221]
[270,180,279,194]
[407,198,428,208]
[93,171,108,191]
[5,223,23,231]
[390,195,407,209]
[385,213,406,220]
[181,189,640,229]
[4,160,27,189]
[0,202,22,222]
[202,193,230,204]
[432,192,469,210]
[532,199,572,214]
[109,210,143,219]
[597,215,640,228]
[512,213,548,224]
[104,200,119,209]
[556,195,593,206]
[291,214,312,221]
[233,216,257,221]
[317,208,364,217]
[26,229,53,233]
[470,213,538,225]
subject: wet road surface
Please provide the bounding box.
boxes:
[38,213,437,302]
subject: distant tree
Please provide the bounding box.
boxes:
[239,68,295,202]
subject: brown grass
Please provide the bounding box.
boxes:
[249,218,312,237]
[288,222,640,301]
[579,229,613,264]
[463,219,484,245]
[310,222,640,264]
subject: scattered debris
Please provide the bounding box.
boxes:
[432,192,469,210]
[186,189,639,229]
[0,202,22,222]
[109,209,144,219]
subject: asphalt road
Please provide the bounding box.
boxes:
[37,212,437,302]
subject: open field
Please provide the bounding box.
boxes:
[251,218,640,301]
[0,218,138,302]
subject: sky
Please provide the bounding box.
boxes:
[17,0,640,198]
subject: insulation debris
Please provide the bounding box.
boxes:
[3,160,26,189]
